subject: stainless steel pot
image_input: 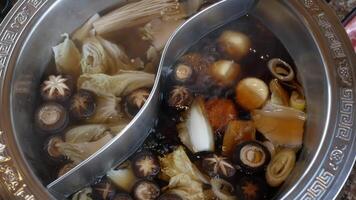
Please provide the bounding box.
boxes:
[0,0,355,199]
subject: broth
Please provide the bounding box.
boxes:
[30,0,306,199]
[77,15,306,200]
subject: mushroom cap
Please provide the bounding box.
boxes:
[125,88,150,117]
[233,140,271,173]
[35,102,69,134]
[46,136,64,159]
[235,176,267,200]
[69,89,96,120]
[40,75,73,102]
[173,63,194,83]
[132,151,160,179]
[133,180,160,200]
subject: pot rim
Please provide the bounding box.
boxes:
[0,0,355,199]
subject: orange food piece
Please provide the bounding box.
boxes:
[205,99,237,131]
[222,120,256,156]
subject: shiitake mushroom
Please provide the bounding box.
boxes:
[112,193,133,200]
[45,136,64,160]
[69,89,96,120]
[125,88,150,117]
[172,63,194,83]
[40,75,73,102]
[201,153,236,178]
[132,180,160,200]
[232,141,271,174]
[158,193,182,200]
[35,102,69,134]
[92,179,117,200]
[132,151,160,179]
[235,176,267,200]
[167,86,193,111]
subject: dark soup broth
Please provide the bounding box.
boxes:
[83,15,306,200]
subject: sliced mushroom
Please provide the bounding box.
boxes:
[173,63,194,83]
[232,141,271,174]
[268,58,294,82]
[35,102,69,134]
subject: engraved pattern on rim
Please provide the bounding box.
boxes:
[299,0,355,199]
[0,0,354,199]
[0,0,48,199]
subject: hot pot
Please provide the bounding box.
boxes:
[0,0,355,199]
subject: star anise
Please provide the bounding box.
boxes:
[126,88,151,117]
[41,75,72,102]
[242,181,258,199]
[92,179,116,200]
[128,89,150,109]
[202,154,236,178]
